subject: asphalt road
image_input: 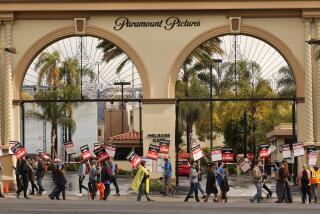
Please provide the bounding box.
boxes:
[0,200,319,214]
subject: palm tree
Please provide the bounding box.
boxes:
[97,40,130,74]
[26,89,76,159]
[35,51,61,88]
[177,37,224,151]
[276,66,296,98]
[180,37,224,97]
[179,78,209,152]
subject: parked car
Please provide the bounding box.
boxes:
[178,159,190,176]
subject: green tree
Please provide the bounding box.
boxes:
[35,51,61,88]
[26,89,76,158]
[97,40,130,74]
[276,66,296,98]
[179,78,209,152]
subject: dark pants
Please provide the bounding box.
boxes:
[263,183,272,196]
[88,180,97,200]
[49,183,60,199]
[30,179,39,194]
[137,182,151,201]
[302,186,311,203]
[50,184,65,200]
[79,175,88,194]
[103,183,111,200]
[37,176,45,194]
[16,177,28,198]
[111,176,120,194]
[185,182,199,202]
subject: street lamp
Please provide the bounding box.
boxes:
[114,81,131,133]
[210,59,222,151]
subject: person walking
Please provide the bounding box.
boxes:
[51,164,66,200]
[131,161,154,201]
[88,160,98,200]
[163,156,175,196]
[101,161,112,200]
[75,160,88,197]
[184,161,200,202]
[275,161,292,203]
[250,160,263,203]
[301,169,311,204]
[196,164,206,199]
[28,158,38,195]
[259,163,273,199]
[310,166,320,203]
[298,164,310,203]
[216,161,227,202]
[15,158,30,199]
[107,158,120,196]
[204,162,218,202]
[35,155,46,195]
[283,161,293,203]
[49,159,62,200]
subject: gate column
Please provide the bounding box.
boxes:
[141,100,176,180]
[303,19,315,146]
[0,19,16,190]
[315,19,320,146]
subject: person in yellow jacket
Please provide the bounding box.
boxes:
[131,161,154,201]
[310,166,320,203]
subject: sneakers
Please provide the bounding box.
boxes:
[41,191,47,196]
[73,193,82,197]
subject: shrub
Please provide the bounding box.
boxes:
[64,163,79,171]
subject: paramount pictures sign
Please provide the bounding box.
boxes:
[114,16,201,31]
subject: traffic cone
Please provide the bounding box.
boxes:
[3,181,8,193]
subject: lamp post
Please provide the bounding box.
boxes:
[114,81,131,133]
[210,59,222,151]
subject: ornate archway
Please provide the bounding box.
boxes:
[168,25,304,98]
[13,25,151,99]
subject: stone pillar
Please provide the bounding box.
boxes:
[303,19,315,146]
[0,20,16,190]
[315,19,320,146]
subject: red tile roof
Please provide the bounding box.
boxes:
[108,130,141,142]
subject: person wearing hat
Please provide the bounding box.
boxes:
[250,160,263,203]
[163,156,174,196]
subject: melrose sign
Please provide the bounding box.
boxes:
[114,17,201,31]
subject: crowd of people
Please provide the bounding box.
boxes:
[250,159,320,204]
[0,154,319,204]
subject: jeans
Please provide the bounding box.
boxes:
[311,184,318,202]
[111,176,120,194]
[37,176,45,194]
[88,180,97,200]
[137,182,151,201]
[103,183,111,200]
[198,182,205,195]
[185,182,199,202]
[252,183,262,203]
[79,175,88,194]
[302,186,311,203]
[30,179,39,194]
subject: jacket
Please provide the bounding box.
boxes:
[131,165,150,193]
[253,165,262,184]
[189,166,198,183]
